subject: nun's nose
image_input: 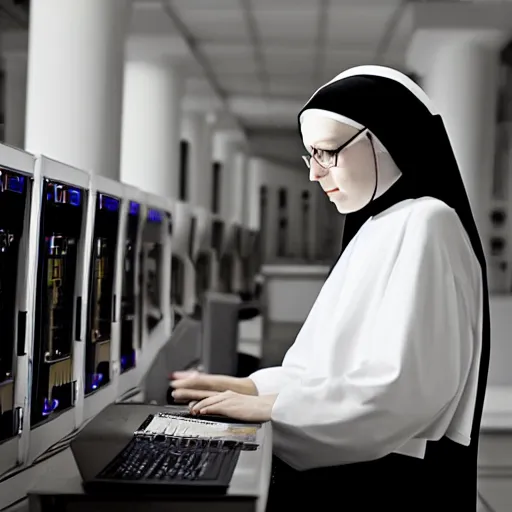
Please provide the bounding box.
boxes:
[309,162,328,181]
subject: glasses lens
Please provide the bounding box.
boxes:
[311,149,335,169]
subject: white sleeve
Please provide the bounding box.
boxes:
[249,366,302,395]
[270,209,475,469]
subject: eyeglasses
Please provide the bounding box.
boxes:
[302,127,368,170]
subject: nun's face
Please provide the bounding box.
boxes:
[301,116,377,214]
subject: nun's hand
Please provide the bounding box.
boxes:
[189,391,277,422]
[170,371,258,403]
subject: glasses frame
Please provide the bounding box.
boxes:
[302,127,368,170]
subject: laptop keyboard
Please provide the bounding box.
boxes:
[97,435,241,483]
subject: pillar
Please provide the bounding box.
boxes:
[3,51,28,149]
[120,57,184,198]
[25,0,130,179]
[246,157,262,231]
[408,30,503,257]
[181,112,214,209]
[212,130,245,220]
[231,150,249,224]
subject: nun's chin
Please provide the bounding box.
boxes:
[331,195,372,215]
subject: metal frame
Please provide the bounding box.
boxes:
[140,191,173,353]
[82,174,125,424]
[0,144,36,477]
[25,156,91,464]
[116,185,146,399]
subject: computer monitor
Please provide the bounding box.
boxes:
[145,316,203,405]
[0,154,34,445]
[170,255,184,309]
[200,292,241,375]
[31,162,88,427]
[120,194,143,374]
[193,207,212,258]
[170,201,196,317]
[85,181,122,396]
[143,207,165,332]
[141,193,173,344]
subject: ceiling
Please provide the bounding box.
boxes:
[1,0,510,160]
[131,0,414,131]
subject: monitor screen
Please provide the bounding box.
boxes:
[120,201,140,373]
[85,192,120,395]
[143,208,164,333]
[0,169,28,441]
[31,179,84,426]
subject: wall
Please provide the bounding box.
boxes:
[247,129,304,168]
[246,156,314,262]
[489,296,512,386]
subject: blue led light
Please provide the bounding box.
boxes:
[46,182,81,206]
[42,397,59,416]
[120,351,136,370]
[91,373,104,390]
[6,175,24,194]
[129,201,140,216]
[69,188,81,206]
[99,194,120,212]
[147,208,162,223]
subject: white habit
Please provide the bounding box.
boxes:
[250,197,483,470]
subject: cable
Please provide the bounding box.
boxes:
[0,416,93,483]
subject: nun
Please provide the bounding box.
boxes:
[170,65,490,510]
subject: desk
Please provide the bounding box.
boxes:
[27,404,272,512]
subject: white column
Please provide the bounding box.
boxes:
[25,0,130,179]
[120,57,184,198]
[408,30,502,253]
[181,112,214,209]
[3,52,28,149]
[231,150,248,224]
[246,157,277,261]
[246,157,262,231]
[212,130,244,220]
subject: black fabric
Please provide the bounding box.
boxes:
[267,438,470,510]
[267,73,491,510]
